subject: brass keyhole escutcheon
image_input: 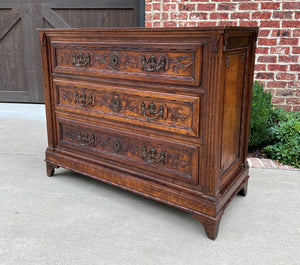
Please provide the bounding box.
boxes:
[110,54,119,66]
[111,94,122,112]
[113,140,121,152]
[113,99,118,107]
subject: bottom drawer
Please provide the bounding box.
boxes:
[56,116,199,185]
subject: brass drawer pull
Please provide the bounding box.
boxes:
[72,52,90,67]
[141,101,164,120]
[78,132,95,146]
[75,92,94,106]
[141,55,166,72]
[142,146,165,164]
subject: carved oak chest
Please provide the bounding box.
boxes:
[38,27,258,240]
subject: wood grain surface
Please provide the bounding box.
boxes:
[39,26,258,240]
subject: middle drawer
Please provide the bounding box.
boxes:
[53,79,200,137]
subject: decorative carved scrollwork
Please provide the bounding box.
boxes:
[94,52,137,71]
[141,102,164,120]
[75,92,94,106]
[169,107,190,122]
[141,55,166,72]
[77,132,95,146]
[58,48,196,75]
[72,52,90,66]
[142,146,165,164]
[170,56,194,73]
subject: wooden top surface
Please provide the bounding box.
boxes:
[37,26,259,34]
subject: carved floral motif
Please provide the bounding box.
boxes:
[167,153,190,170]
[58,85,192,126]
[61,124,192,173]
[56,47,195,75]
[168,107,190,122]
[169,55,194,73]
[93,52,138,71]
[56,51,72,64]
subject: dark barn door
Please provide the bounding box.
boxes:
[0,0,144,103]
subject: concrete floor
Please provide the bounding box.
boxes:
[0,103,299,265]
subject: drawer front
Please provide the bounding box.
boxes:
[54,79,200,137]
[51,42,202,86]
[56,117,199,184]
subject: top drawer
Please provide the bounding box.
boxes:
[51,42,202,86]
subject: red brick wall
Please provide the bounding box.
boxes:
[145,0,300,111]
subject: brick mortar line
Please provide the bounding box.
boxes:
[269,159,277,169]
[247,158,253,168]
[247,158,300,171]
[257,158,265,168]
[145,0,300,111]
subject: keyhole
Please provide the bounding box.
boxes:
[113,140,121,152]
[111,94,121,112]
[110,54,118,66]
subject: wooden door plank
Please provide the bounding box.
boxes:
[0,0,143,103]
[20,3,44,102]
[41,4,71,28]
[44,0,135,9]
[138,0,145,27]
[0,8,21,41]
[0,12,28,101]
[0,91,29,102]
[133,0,140,27]
[54,8,135,28]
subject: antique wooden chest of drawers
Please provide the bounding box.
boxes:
[38,27,258,240]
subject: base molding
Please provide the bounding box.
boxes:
[192,210,223,240]
[46,161,59,177]
[45,149,249,240]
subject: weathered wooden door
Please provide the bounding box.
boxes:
[0,0,143,103]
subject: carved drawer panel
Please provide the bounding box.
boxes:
[51,42,202,86]
[54,79,200,137]
[57,117,199,184]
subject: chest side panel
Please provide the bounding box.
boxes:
[221,51,245,168]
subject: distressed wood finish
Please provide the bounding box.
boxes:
[57,115,199,184]
[39,27,258,240]
[53,79,200,136]
[52,42,202,86]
